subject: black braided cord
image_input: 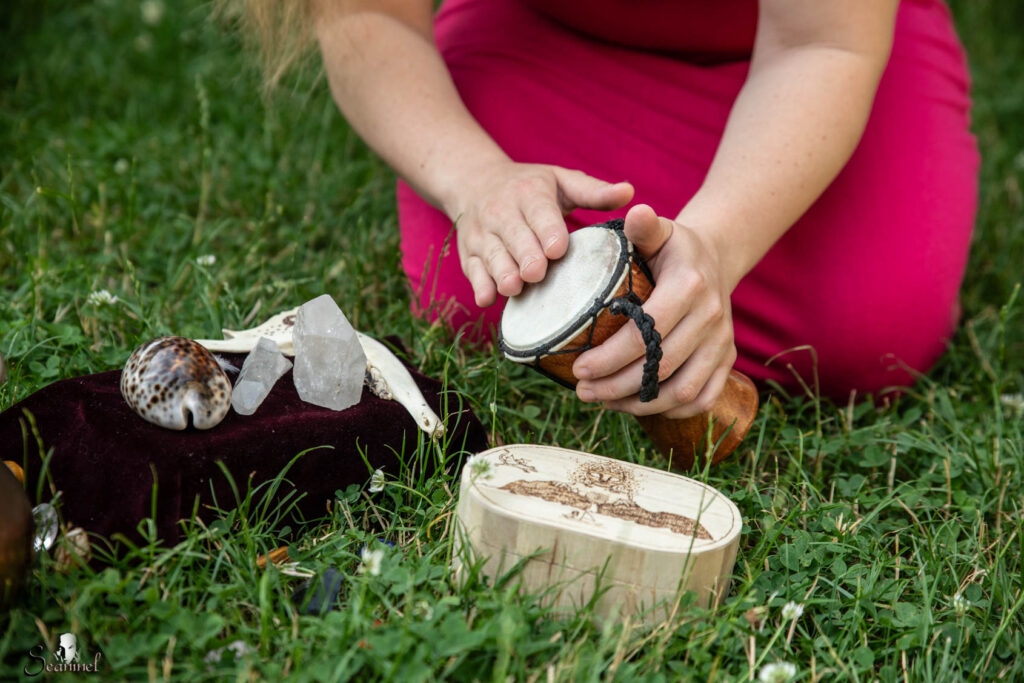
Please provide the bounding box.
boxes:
[498,218,663,402]
[608,296,662,402]
[604,218,661,401]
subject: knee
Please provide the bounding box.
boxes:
[780,293,958,399]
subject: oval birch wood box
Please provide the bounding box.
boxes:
[454,444,741,623]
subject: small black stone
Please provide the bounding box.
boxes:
[292,568,345,615]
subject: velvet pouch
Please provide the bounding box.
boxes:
[0,350,487,547]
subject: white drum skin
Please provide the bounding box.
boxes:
[500,227,630,360]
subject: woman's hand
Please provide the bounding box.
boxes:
[572,204,737,419]
[445,160,634,307]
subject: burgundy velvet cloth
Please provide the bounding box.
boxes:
[0,351,487,546]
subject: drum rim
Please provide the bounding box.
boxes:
[498,226,632,362]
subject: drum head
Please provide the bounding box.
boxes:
[500,226,629,360]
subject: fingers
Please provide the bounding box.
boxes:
[553,168,634,213]
[593,341,736,418]
[494,212,550,285]
[459,227,525,304]
[483,237,525,298]
[463,256,496,308]
[575,308,709,399]
[623,203,673,261]
[662,363,733,420]
[520,194,569,262]
[454,163,634,309]
[572,263,704,381]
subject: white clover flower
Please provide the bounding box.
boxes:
[412,600,434,620]
[134,33,154,53]
[759,661,797,683]
[114,158,130,175]
[952,592,971,616]
[1000,393,1024,411]
[359,547,385,577]
[369,468,386,493]
[466,454,493,481]
[225,640,255,660]
[141,0,165,26]
[196,254,216,267]
[203,640,255,667]
[781,601,804,621]
[87,289,118,306]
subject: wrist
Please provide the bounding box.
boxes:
[674,205,751,293]
[435,147,512,221]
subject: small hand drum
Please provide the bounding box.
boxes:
[499,221,758,469]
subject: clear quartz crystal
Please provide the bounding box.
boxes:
[231,337,293,416]
[32,503,58,552]
[292,295,367,411]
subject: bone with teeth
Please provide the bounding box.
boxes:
[195,307,444,438]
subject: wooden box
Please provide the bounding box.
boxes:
[454,445,741,623]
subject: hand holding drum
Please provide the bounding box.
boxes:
[499,221,758,470]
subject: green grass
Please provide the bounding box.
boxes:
[2,1,1023,680]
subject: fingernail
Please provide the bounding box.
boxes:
[575,366,591,380]
[520,256,536,273]
[578,388,595,402]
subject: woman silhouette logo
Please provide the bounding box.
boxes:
[55,633,79,664]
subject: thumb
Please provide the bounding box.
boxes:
[624,203,673,260]
[552,168,634,213]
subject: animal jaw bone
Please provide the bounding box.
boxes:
[357,333,445,439]
[195,307,445,438]
[196,309,298,355]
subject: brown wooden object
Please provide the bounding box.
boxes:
[0,462,33,606]
[4,460,25,485]
[500,226,758,470]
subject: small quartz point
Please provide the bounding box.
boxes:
[231,337,293,416]
[292,295,367,411]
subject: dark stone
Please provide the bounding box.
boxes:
[293,567,345,615]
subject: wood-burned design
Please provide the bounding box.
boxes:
[570,460,638,500]
[495,448,538,474]
[499,460,712,540]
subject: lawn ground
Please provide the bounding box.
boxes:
[1,1,1023,680]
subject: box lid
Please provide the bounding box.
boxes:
[460,445,740,556]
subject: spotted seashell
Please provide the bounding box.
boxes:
[120,336,232,430]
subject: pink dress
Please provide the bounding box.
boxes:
[398,0,979,399]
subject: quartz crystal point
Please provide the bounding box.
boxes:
[232,337,293,416]
[292,295,367,411]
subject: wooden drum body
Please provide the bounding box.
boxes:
[454,445,742,622]
[0,462,32,607]
[499,225,758,469]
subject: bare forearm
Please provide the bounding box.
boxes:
[315,9,506,218]
[678,15,895,291]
